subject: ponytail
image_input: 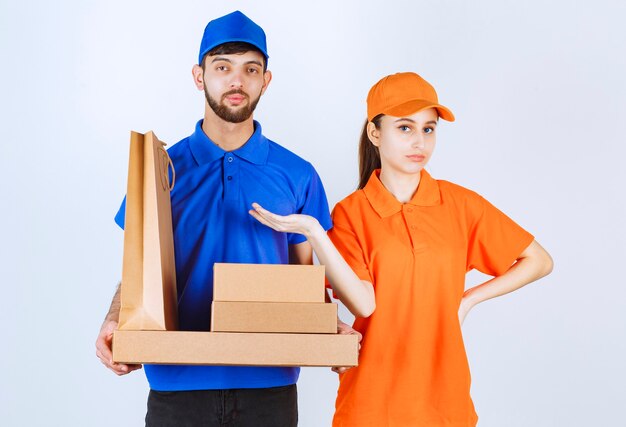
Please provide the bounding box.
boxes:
[358,115,383,189]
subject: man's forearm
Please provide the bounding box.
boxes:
[104,283,122,322]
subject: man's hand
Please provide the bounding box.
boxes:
[332,319,362,375]
[95,319,142,376]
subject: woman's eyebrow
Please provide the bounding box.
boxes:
[393,118,438,125]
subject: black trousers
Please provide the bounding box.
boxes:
[145,384,298,427]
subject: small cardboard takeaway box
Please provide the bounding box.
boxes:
[210,301,337,334]
[211,263,337,334]
[112,131,358,367]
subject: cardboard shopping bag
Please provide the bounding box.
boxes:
[118,131,178,331]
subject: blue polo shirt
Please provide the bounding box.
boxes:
[115,119,332,391]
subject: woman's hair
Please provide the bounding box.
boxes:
[358,114,383,189]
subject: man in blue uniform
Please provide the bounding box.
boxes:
[95,11,335,426]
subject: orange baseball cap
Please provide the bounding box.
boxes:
[366,72,455,122]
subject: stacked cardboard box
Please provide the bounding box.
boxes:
[211,263,337,334]
[113,264,358,367]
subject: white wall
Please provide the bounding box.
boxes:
[1,0,624,425]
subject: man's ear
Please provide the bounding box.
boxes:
[260,70,272,95]
[367,121,381,147]
[192,64,204,91]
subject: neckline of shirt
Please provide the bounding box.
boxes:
[363,169,441,218]
[188,119,269,166]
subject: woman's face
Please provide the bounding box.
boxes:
[368,108,439,176]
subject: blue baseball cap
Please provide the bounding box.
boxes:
[198,11,269,65]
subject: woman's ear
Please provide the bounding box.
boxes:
[367,121,381,147]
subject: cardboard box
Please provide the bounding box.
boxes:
[211,301,337,333]
[213,263,325,303]
[112,330,358,367]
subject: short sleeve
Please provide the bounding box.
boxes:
[466,195,534,276]
[288,163,332,245]
[114,197,126,230]
[327,204,373,284]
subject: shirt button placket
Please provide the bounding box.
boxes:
[404,205,419,250]
[224,155,238,200]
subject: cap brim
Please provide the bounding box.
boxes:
[384,99,455,122]
[199,39,269,65]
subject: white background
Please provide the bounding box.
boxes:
[1,0,625,426]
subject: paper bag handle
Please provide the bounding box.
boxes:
[158,144,176,192]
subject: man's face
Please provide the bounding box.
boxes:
[201,50,270,123]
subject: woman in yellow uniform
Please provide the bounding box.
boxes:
[250,72,553,426]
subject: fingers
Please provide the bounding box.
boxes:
[95,331,113,361]
[251,202,264,212]
[96,337,142,375]
[102,359,142,376]
[249,204,295,233]
[250,203,277,222]
[458,313,466,326]
[332,366,352,375]
[249,204,284,230]
[95,331,120,374]
[111,363,142,375]
[457,306,470,326]
[95,320,142,376]
[251,203,293,225]
[248,209,273,228]
[337,324,362,339]
[249,203,317,237]
[334,323,362,373]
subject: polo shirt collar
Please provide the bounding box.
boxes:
[188,119,269,166]
[363,169,441,218]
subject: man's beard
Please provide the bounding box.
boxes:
[204,86,261,123]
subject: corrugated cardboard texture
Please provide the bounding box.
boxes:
[113,330,358,367]
[119,131,178,331]
[211,301,337,333]
[213,263,325,303]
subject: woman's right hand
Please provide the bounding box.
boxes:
[248,202,322,238]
